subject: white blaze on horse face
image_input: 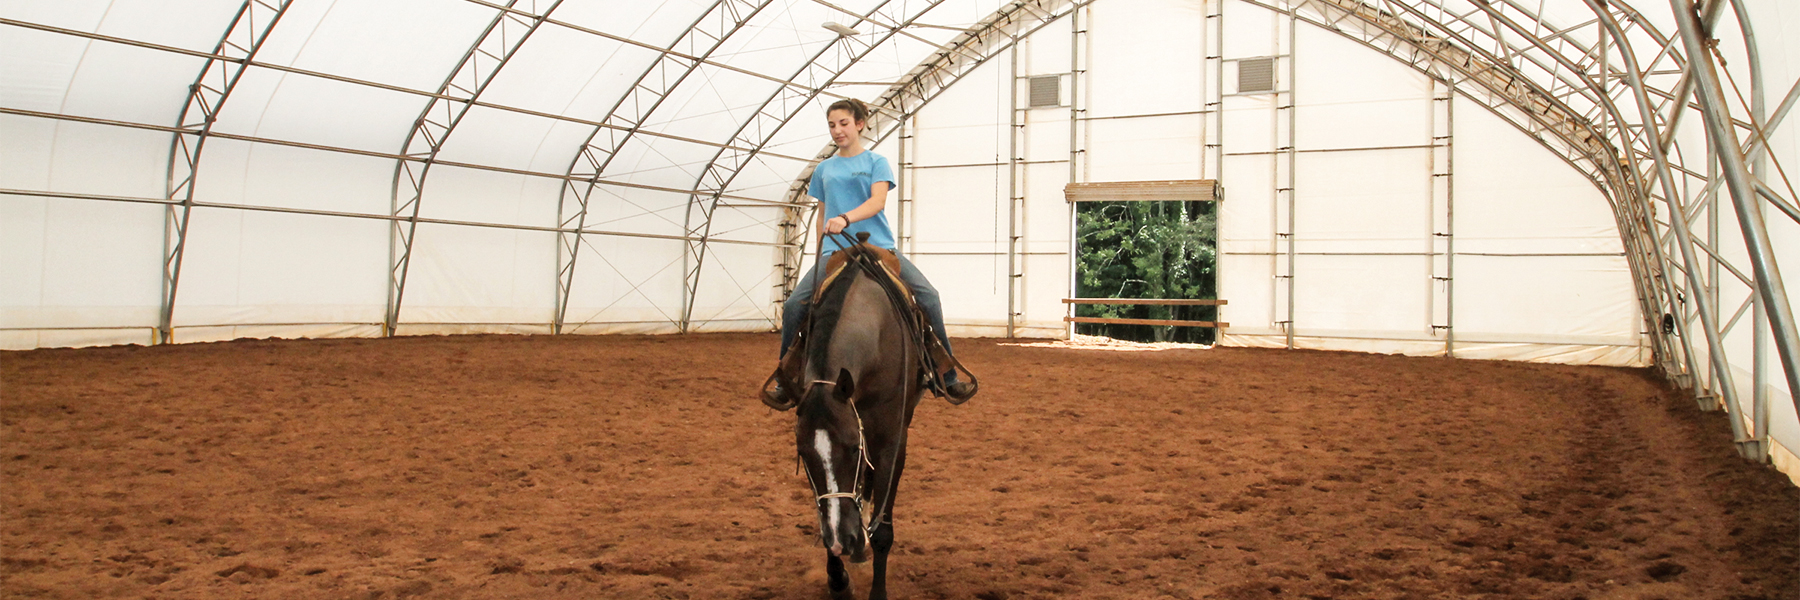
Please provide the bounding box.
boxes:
[812,429,844,555]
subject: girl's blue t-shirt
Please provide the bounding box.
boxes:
[809,150,897,253]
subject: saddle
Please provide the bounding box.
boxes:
[760,233,976,410]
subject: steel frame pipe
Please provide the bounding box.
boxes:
[1670,0,1800,424]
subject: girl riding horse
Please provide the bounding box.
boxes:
[779,98,974,403]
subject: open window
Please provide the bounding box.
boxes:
[1065,180,1225,344]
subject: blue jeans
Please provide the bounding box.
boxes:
[781,252,952,359]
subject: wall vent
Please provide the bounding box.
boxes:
[1237,57,1276,93]
[1029,75,1062,108]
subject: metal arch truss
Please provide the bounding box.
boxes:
[1244,0,1685,372]
[676,0,962,332]
[1261,0,1800,460]
[385,0,564,336]
[159,0,293,345]
[773,0,1091,304]
[554,0,773,335]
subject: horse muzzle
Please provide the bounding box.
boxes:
[819,502,871,563]
[825,530,871,563]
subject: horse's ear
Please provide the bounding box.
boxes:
[832,368,855,404]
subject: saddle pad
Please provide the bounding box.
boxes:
[815,243,913,306]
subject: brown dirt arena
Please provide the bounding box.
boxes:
[3,333,1796,599]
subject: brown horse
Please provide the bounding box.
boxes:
[763,239,930,600]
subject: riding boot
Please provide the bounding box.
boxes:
[942,368,977,404]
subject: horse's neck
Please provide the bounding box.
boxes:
[808,273,911,387]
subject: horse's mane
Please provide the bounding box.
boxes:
[802,260,862,389]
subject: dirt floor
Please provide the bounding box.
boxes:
[2,333,1795,600]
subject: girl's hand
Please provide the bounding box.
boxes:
[825,215,849,234]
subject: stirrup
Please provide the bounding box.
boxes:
[944,378,977,404]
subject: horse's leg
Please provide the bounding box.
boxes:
[826,552,854,600]
[868,445,908,600]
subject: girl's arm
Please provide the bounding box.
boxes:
[824,181,890,233]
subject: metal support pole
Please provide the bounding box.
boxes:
[1067,4,1087,340]
[898,115,910,254]
[1007,40,1021,338]
[1596,2,1748,452]
[158,0,293,345]
[1730,0,1771,462]
[1207,0,1225,340]
[1430,76,1456,356]
[554,0,771,335]
[1282,12,1298,349]
[1671,0,1800,426]
[388,1,562,337]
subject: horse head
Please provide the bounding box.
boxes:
[794,367,871,563]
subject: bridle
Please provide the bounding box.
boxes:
[798,377,886,536]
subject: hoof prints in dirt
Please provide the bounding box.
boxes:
[1,335,1794,599]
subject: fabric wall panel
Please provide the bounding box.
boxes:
[1218,152,1275,255]
[1021,118,1070,164]
[1084,0,1203,119]
[1292,27,1433,151]
[0,27,90,115]
[1219,252,1277,337]
[912,119,1004,168]
[1023,162,1073,255]
[710,3,835,78]
[60,42,200,126]
[687,242,780,332]
[646,64,784,143]
[0,195,163,337]
[0,115,57,189]
[394,223,557,326]
[1021,253,1073,336]
[210,69,428,155]
[913,252,1010,335]
[578,187,692,239]
[550,0,708,46]
[416,166,560,230]
[191,139,399,215]
[1083,115,1203,182]
[1220,95,1277,154]
[908,166,1006,255]
[560,236,686,334]
[1221,0,1279,59]
[1292,149,1433,255]
[168,208,386,329]
[86,0,246,52]
[42,122,172,199]
[1019,17,1070,77]
[700,203,783,245]
[916,58,1007,129]
[473,25,649,120]
[1452,254,1641,344]
[253,0,492,94]
[1292,254,1434,335]
[430,105,580,173]
[1452,98,1620,256]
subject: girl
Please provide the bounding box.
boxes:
[780,98,974,401]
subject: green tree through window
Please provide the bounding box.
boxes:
[1074,199,1219,343]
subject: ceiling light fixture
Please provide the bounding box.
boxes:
[823,22,860,36]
